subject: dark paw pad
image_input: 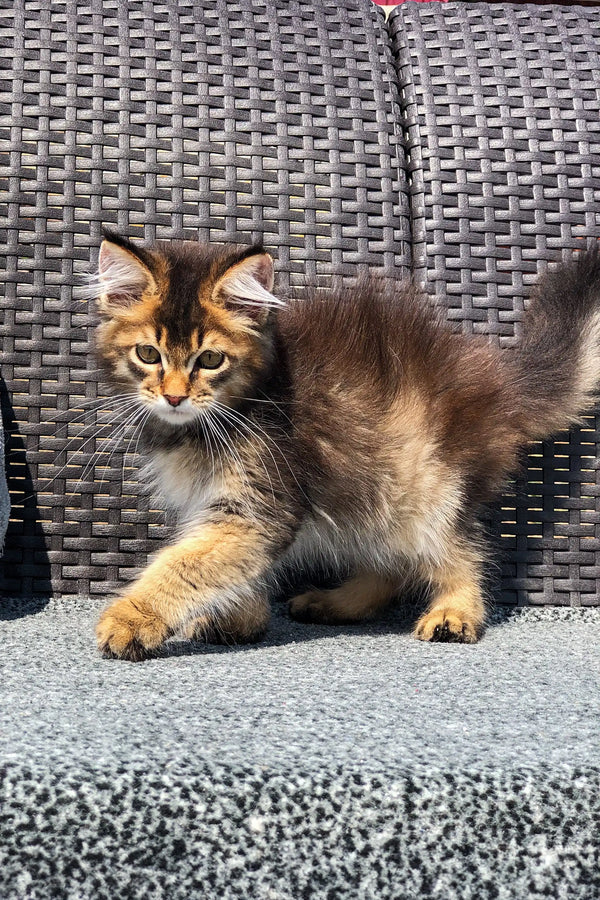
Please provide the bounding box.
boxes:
[430,621,468,643]
[100,638,156,662]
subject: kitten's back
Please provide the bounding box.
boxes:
[278,277,523,505]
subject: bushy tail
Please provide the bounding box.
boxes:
[513,244,600,441]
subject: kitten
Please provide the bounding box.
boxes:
[90,232,600,660]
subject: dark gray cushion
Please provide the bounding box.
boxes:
[0,392,8,555]
[390,0,600,606]
[0,0,408,599]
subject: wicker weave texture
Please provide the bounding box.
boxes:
[390,1,600,605]
[0,0,409,597]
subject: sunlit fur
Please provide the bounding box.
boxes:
[93,235,600,659]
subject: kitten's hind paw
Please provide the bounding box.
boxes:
[96,597,170,661]
[289,589,336,624]
[288,587,366,625]
[413,608,481,644]
[289,575,394,625]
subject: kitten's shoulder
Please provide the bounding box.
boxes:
[276,274,448,372]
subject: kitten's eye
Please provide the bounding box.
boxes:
[136,344,161,365]
[197,349,225,370]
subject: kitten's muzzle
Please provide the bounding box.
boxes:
[164,394,187,407]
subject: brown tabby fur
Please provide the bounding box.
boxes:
[91,233,600,659]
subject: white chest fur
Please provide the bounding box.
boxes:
[141,447,223,523]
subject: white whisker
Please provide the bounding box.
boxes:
[212,399,309,505]
[67,405,147,497]
[210,405,280,506]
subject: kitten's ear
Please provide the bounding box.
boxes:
[95,235,156,313]
[211,249,282,323]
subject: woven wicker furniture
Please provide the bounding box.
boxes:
[2,0,599,608]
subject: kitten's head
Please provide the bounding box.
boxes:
[91,233,281,426]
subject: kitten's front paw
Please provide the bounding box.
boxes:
[96,597,170,661]
[413,608,480,644]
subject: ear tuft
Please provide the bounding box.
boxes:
[80,236,156,312]
[212,251,282,322]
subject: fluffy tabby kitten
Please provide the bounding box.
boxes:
[91,232,600,660]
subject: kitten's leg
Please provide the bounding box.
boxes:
[413,544,486,644]
[182,597,269,646]
[96,517,289,660]
[289,571,397,625]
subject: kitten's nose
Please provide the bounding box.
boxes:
[164,394,186,407]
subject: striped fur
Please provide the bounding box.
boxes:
[91,236,600,659]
